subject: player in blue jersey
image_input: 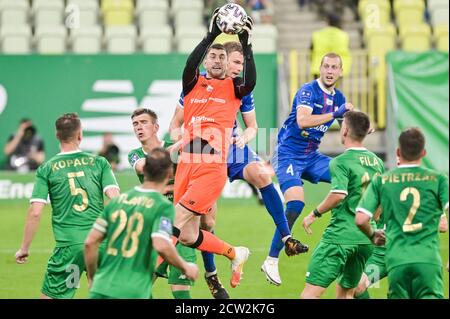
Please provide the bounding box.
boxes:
[170,41,306,298]
[261,53,354,286]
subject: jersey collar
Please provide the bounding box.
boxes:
[346,147,367,151]
[316,79,335,96]
[57,149,82,155]
[141,141,165,155]
[134,186,158,193]
[398,164,420,168]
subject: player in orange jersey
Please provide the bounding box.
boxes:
[172,10,256,288]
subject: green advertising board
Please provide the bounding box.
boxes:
[0,54,277,169]
[386,51,449,173]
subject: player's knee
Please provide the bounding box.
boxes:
[178,231,197,246]
[201,218,215,231]
[245,163,271,188]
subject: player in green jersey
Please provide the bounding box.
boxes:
[356,127,449,299]
[354,212,448,299]
[300,111,384,299]
[15,113,120,299]
[85,148,199,299]
[128,108,197,299]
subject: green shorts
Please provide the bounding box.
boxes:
[388,263,444,299]
[89,292,117,299]
[306,241,373,289]
[364,247,387,286]
[41,244,85,299]
[168,244,197,286]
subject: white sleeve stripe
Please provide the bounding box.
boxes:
[30,198,47,204]
[93,223,107,234]
[356,207,373,218]
[132,157,145,170]
[240,109,255,114]
[177,102,184,109]
[151,233,173,243]
[296,104,313,110]
[330,190,348,195]
[444,202,449,211]
[103,185,120,193]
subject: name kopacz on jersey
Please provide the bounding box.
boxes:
[52,156,95,172]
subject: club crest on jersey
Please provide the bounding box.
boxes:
[159,217,172,235]
[130,153,140,166]
[301,90,311,98]
[301,131,310,138]
[206,85,214,92]
[326,98,333,106]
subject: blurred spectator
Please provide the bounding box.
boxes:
[3,119,45,172]
[247,0,273,23]
[310,12,351,78]
[98,132,120,171]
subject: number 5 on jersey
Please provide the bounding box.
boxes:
[68,172,88,212]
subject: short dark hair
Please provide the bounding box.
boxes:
[399,128,425,161]
[131,108,158,123]
[55,113,81,142]
[326,12,341,28]
[143,148,173,183]
[344,111,371,142]
[320,52,343,68]
[206,43,226,55]
[223,41,243,55]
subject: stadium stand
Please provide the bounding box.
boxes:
[400,23,431,52]
[105,25,137,53]
[35,24,67,53]
[0,24,31,53]
[434,24,449,52]
[0,0,29,27]
[70,25,102,53]
[66,0,99,27]
[136,0,169,28]
[101,0,134,26]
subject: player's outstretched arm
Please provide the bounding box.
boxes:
[183,8,221,96]
[15,202,45,264]
[153,237,199,281]
[234,17,256,99]
[297,103,354,129]
[169,105,185,143]
[84,228,105,288]
[302,192,346,234]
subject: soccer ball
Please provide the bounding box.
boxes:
[216,3,248,35]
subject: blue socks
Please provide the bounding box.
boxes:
[201,230,217,274]
[268,200,305,258]
[260,184,290,238]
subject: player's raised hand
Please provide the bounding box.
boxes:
[15,248,29,264]
[302,213,316,235]
[239,16,254,46]
[183,262,199,281]
[371,230,385,246]
[332,102,353,119]
[208,7,222,38]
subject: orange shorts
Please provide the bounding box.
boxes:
[174,161,227,215]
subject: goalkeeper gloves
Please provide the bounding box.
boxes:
[238,16,254,46]
[207,7,222,39]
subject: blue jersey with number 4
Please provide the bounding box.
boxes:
[277,79,346,156]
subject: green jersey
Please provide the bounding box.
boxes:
[128,140,176,200]
[30,150,119,247]
[90,187,175,299]
[357,165,449,270]
[322,148,385,244]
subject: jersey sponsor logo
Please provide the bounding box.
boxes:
[189,116,216,125]
[130,153,140,166]
[207,85,214,92]
[312,124,329,133]
[190,98,208,104]
[159,217,172,235]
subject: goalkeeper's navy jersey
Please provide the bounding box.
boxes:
[277,79,346,156]
[178,73,255,137]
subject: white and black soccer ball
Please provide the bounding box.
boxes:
[216,3,248,35]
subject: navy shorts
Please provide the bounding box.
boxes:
[227,143,260,182]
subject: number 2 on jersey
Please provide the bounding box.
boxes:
[67,172,88,212]
[400,187,423,232]
[107,210,144,258]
